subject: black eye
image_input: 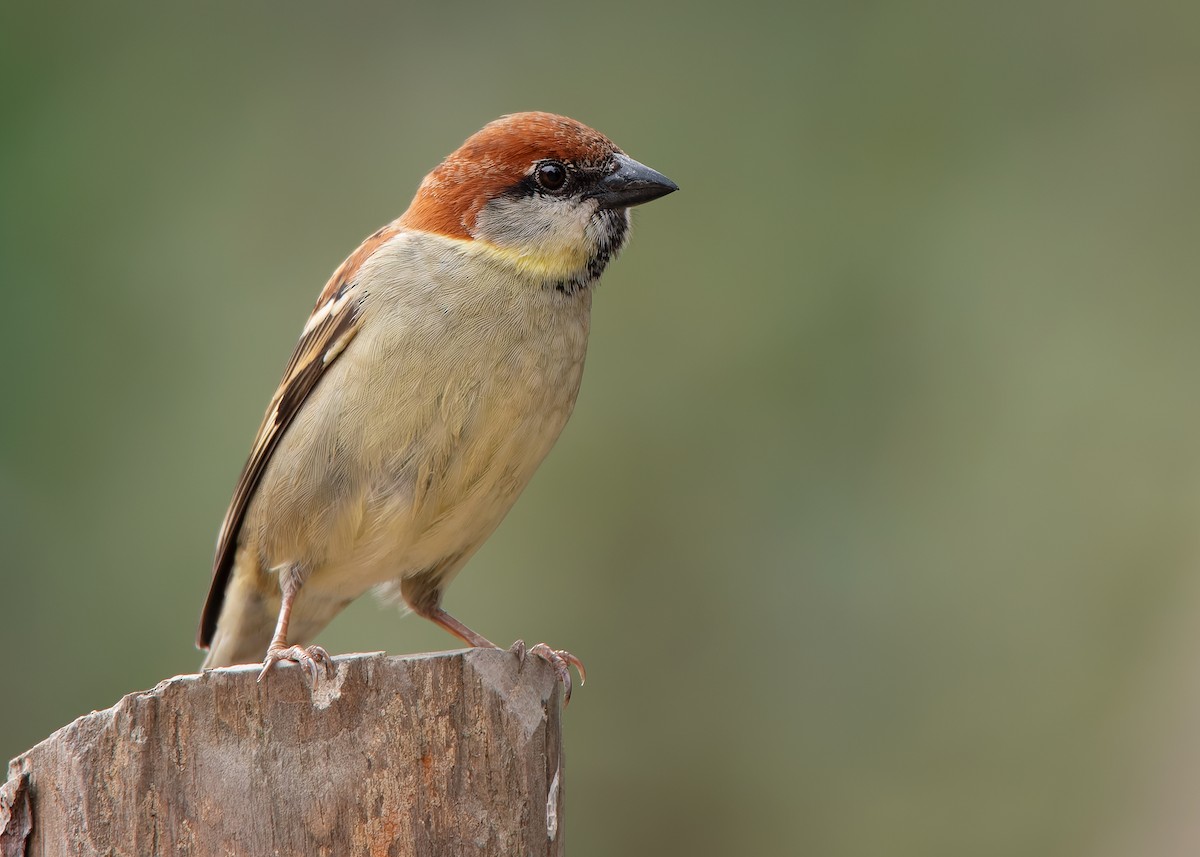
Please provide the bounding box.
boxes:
[534,161,568,192]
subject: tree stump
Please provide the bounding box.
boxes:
[1,649,565,856]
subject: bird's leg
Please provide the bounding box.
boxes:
[426,607,498,648]
[426,607,586,705]
[259,565,334,685]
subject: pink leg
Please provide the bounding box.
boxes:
[424,607,585,705]
[258,569,334,685]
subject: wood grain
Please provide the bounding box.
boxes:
[2,649,565,857]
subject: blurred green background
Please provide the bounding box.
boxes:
[3,1,1200,854]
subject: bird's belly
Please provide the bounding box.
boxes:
[303,353,584,601]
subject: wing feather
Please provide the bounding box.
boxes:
[197,224,400,648]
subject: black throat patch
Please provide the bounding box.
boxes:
[553,209,630,295]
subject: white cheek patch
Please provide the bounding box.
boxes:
[474,195,595,252]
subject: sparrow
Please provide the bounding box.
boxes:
[197,112,676,700]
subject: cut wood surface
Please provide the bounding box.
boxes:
[2,649,565,857]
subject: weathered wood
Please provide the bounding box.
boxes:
[2,649,565,857]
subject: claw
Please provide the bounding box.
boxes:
[258,644,333,686]
[527,643,585,706]
[561,650,586,687]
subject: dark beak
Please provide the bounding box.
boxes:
[589,153,678,210]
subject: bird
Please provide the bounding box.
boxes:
[196,112,677,701]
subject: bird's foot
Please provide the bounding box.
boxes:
[509,639,586,706]
[258,644,334,685]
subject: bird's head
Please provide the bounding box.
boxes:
[399,112,677,292]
